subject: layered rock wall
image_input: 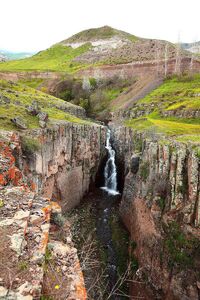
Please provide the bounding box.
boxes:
[111,125,200,299]
[0,135,88,299]
[22,122,106,211]
[78,58,200,80]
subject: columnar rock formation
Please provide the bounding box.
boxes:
[21,122,106,211]
[0,121,106,299]
[111,125,200,300]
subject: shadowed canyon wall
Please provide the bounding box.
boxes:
[21,123,106,211]
[111,125,200,300]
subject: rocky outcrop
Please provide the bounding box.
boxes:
[111,125,200,300]
[0,71,61,81]
[21,122,106,211]
[78,57,200,80]
[0,122,106,299]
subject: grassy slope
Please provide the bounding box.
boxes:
[0,44,91,73]
[125,75,200,142]
[0,80,89,130]
[0,26,139,73]
[62,25,138,43]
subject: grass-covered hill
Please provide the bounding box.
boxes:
[0,26,190,73]
[60,25,138,43]
[0,44,91,73]
[0,80,89,131]
[125,74,200,143]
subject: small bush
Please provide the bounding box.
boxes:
[140,161,150,181]
[21,136,40,156]
[79,98,90,112]
[163,221,196,269]
[89,77,97,88]
[18,261,28,271]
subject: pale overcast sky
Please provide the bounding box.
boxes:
[1,0,200,52]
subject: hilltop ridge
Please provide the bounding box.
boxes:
[59,25,139,44]
[0,26,191,73]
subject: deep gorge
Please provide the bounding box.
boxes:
[1,23,200,300]
[1,118,200,300]
[19,122,200,299]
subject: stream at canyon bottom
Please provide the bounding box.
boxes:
[66,128,130,299]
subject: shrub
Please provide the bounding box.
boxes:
[140,161,150,181]
[163,221,196,269]
[18,261,28,271]
[89,77,97,88]
[79,98,90,112]
[21,136,40,156]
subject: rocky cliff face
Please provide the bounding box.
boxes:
[111,125,200,300]
[0,133,89,299]
[78,57,200,80]
[21,122,106,211]
[0,121,106,299]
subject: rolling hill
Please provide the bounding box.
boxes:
[0,26,190,73]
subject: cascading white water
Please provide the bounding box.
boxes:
[101,129,119,196]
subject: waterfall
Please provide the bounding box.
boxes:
[101,129,119,196]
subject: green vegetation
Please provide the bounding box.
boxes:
[157,197,165,212]
[126,117,200,135]
[44,247,53,265]
[110,211,129,275]
[126,75,200,141]
[139,161,150,181]
[18,78,44,89]
[21,136,40,156]
[62,25,138,43]
[18,260,28,271]
[0,44,91,73]
[0,26,139,73]
[129,240,139,273]
[54,76,133,117]
[163,221,200,269]
[138,74,200,108]
[0,79,90,130]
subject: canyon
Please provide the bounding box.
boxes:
[1,26,200,300]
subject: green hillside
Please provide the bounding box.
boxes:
[61,25,138,43]
[0,44,91,73]
[0,80,89,130]
[0,26,181,73]
[126,74,200,142]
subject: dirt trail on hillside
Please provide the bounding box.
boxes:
[110,75,163,111]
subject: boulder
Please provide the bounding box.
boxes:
[27,101,40,116]
[37,111,48,122]
[11,117,27,130]
[39,120,46,128]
